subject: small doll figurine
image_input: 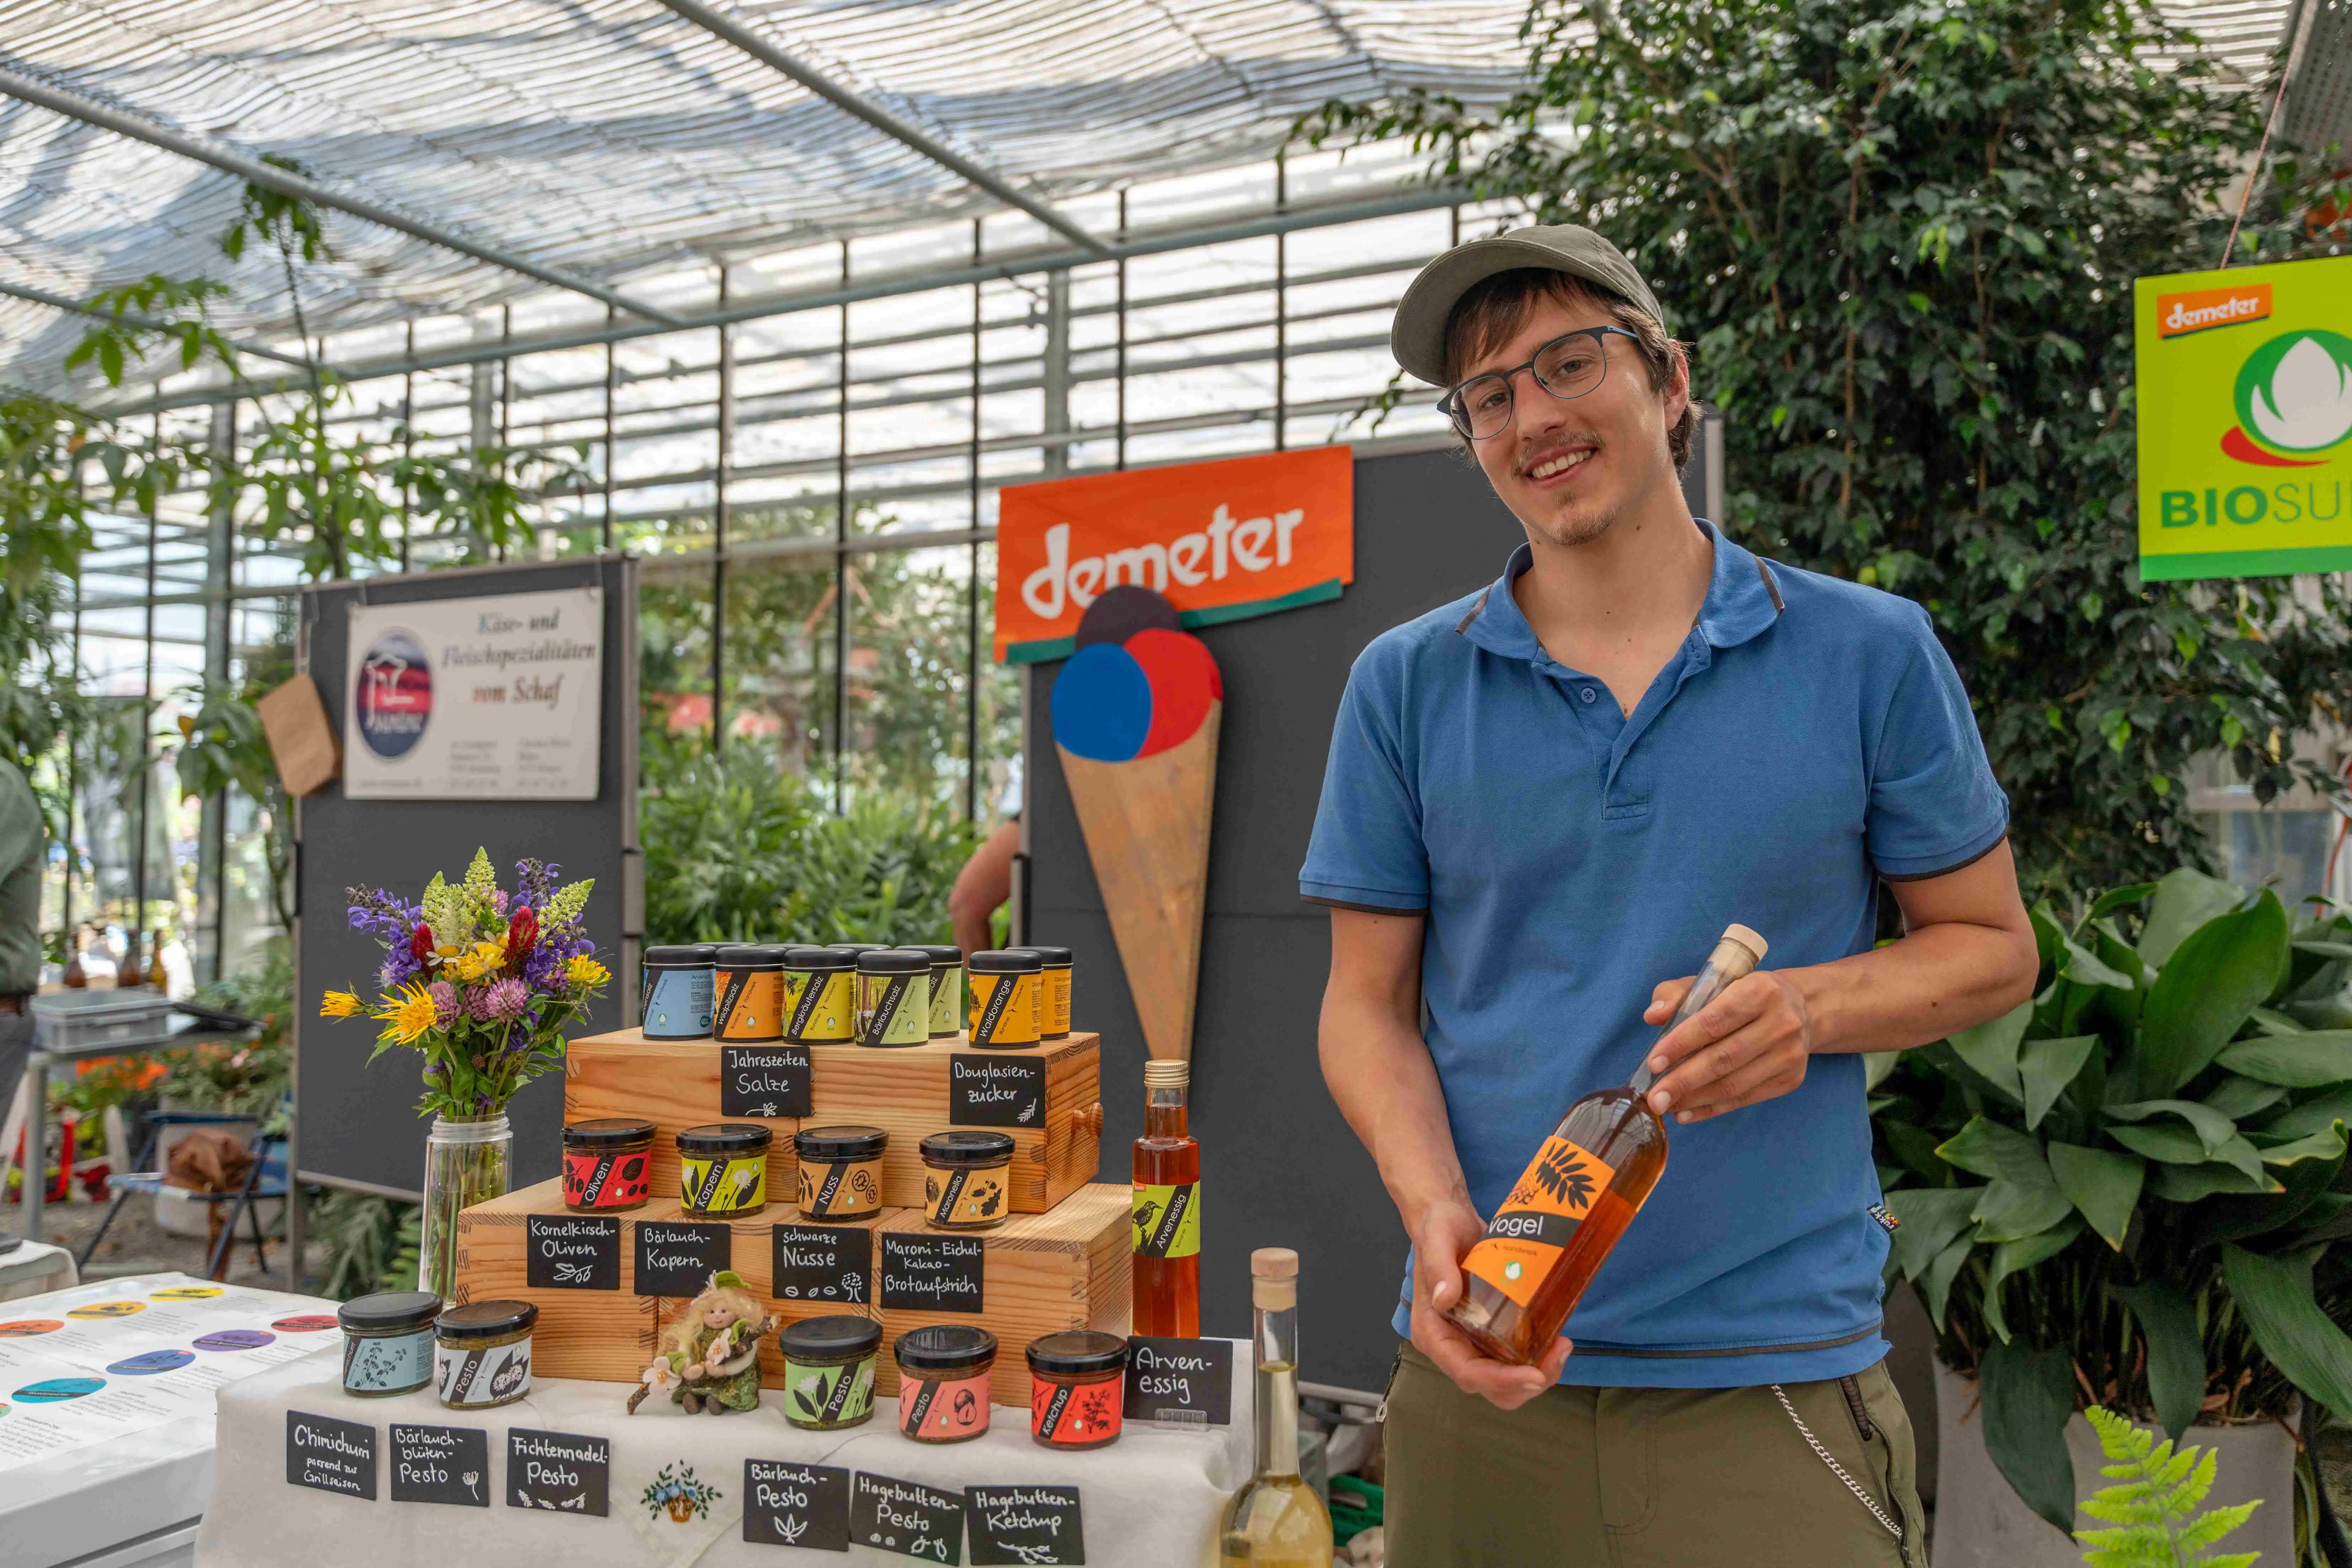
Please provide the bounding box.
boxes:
[628,1271,774,1415]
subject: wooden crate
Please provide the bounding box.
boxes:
[453,1178,1130,1409]
[563,1028,1103,1214]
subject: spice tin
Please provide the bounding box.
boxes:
[793,1125,888,1220]
[1026,1331,1127,1450]
[778,1315,881,1430]
[855,948,933,1047]
[435,1300,537,1410]
[339,1290,441,1397]
[782,946,857,1043]
[966,950,1043,1048]
[913,945,964,1038]
[562,1118,656,1212]
[641,943,718,1039]
[919,1130,1015,1230]
[713,944,788,1042]
[1016,945,1074,1039]
[677,1123,772,1216]
[895,1325,997,1443]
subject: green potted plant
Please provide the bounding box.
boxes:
[1872,868,2352,1565]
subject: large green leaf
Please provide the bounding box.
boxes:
[1883,1120,1953,1182]
[2182,1149,2345,1249]
[2259,1084,2352,1139]
[1922,1234,1973,1329]
[2220,1244,2352,1421]
[1947,1000,2031,1101]
[2214,1032,2352,1087]
[2148,1162,2281,1202]
[2107,1121,2218,1165]
[2019,1035,2097,1129]
[2248,1121,2347,1166]
[1978,1338,2079,1533]
[1885,1187,1981,1280]
[2249,1006,2308,1036]
[2115,1278,2205,1441]
[1985,1216,2084,1343]
[2105,1098,2238,1155]
[2060,936,2136,991]
[2138,867,2247,968]
[2138,891,2289,1097]
[2294,1193,2352,1244]
[1940,1117,2076,1239]
[2202,1073,2288,1122]
[1939,1116,2054,1182]
[2046,1142,2143,1249]
[2080,881,2158,930]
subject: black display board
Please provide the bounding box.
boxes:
[1023,443,1528,1393]
[294,558,639,1198]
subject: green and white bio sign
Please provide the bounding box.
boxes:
[2135,253,2352,581]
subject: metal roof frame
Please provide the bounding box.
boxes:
[0,278,321,373]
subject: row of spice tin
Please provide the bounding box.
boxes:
[643,942,1074,1050]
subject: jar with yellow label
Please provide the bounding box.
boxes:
[713,944,787,1042]
[1014,945,1073,1039]
[914,945,964,1038]
[677,1123,770,1216]
[782,947,856,1043]
[966,950,1042,1048]
[855,948,932,1047]
[919,1131,1015,1230]
[794,1126,887,1220]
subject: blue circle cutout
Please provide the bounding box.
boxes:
[1050,643,1153,762]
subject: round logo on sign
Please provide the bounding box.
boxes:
[69,1301,145,1319]
[108,1349,195,1375]
[149,1287,223,1301]
[193,1328,275,1352]
[355,627,433,759]
[14,1378,103,1402]
[271,1314,338,1333]
[0,1320,63,1336]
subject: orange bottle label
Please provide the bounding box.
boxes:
[1459,1135,1617,1309]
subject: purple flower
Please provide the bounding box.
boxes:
[465,986,499,1023]
[485,978,530,1022]
[428,981,458,1025]
[492,888,510,916]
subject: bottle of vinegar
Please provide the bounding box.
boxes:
[1218,1248,1333,1567]
[1445,924,1768,1365]
[1132,1057,1200,1338]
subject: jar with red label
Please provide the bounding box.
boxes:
[1026,1331,1127,1450]
[561,1118,656,1212]
[894,1325,997,1443]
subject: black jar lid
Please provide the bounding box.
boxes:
[919,1130,1015,1166]
[437,1300,538,1339]
[912,945,964,966]
[643,944,717,966]
[779,1314,882,1360]
[713,944,785,970]
[968,949,1042,975]
[784,945,856,971]
[564,1117,655,1148]
[677,1122,773,1155]
[795,1124,888,1161]
[857,947,931,975]
[824,943,882,955]
[894,1324,998,1375]
[339,1289,441,1333]
[1025,1330,1128,1376]
[1013,945,1073,967]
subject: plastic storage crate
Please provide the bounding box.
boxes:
[31,989,179,1054]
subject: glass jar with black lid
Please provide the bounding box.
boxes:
[919,1130,1016,1230]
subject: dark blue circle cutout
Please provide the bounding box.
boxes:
[1050,644,1153,761]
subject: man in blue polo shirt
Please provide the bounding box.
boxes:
[1303,226,2039,1564]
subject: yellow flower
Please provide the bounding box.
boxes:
[566,955,610,990]
[319,989,363,1018]
[454,941,504,983]
[372,983,440,1046]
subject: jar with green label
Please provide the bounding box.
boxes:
[782,947,856,1043]
[914,945,964,1038]
[855,948,932,1047]
[677,1123,770,1216]
[778,1315,881,1430]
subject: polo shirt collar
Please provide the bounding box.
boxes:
[1456,520,1782,662]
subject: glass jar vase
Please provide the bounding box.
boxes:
[419,1114,512,1300]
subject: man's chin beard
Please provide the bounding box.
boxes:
[1528,500,1619,549]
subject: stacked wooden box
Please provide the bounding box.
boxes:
[452,1026,1121,1408]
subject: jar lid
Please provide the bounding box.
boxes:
[919,1130,1015,1166]
[677,1122,774,1155]
[713,944,785,969]
[795,1124,888,1161]
[968,949,1042,975]
[1025,1330,1128,1376]
[437,1300,538,1338]
[1015,945,1074,967]
[894,1324,998,1374]
[643,945,715,966]
[824,943,882,955]
[564,1117,656,1147]
[857,947,931,975]
[779,1314,882,1360]
[783,945,856,971]
[338,1290,442,1333]
[912,945,964,966]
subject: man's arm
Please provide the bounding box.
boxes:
[949,820,1020,959]
[1319,906,1572,1410]
[1641,840,2039,1123]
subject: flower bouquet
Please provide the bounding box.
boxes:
[323,848,610,1296]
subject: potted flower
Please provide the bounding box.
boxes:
[1872,868,2352,1564]
[322,849,609,1298]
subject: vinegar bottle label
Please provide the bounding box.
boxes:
[1459,1135,1617,1307]
[1132,1182,1201,1258]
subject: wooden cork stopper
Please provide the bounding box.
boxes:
[1720,924,1768,967]
[1251,1247,1298,1311]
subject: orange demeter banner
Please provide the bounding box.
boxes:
[994,446,1355,663]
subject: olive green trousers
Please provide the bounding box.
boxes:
[1382,1343,1927,1567]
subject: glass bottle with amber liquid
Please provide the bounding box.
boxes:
[1219,1248,1332,1567]
[1445,924,1768,1365]
[1132,1057,1200,1338]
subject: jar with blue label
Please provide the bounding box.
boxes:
[339,1289,441,1397]
[641,944,718,1039]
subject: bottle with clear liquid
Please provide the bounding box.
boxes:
[1132,1057,1200,1338]
[1445,924,1768,1366]
[1218,1248,1333,1568]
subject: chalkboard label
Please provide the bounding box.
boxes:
[852,1472,965,1564]
[390,1422,491,1508]
[772,1224,871,1306]
[721,1044,812,1119]
[635,1220,732,1298]
[968,1486,1084,1565]
[949,1054,1045,1128]
[527,1214,620,1291]
[879,1234,984,1314]
[286,1410,376,1500]
[1123,1337,1234,1425]
[743,1459,851,1551]
[507,1428,610,1515]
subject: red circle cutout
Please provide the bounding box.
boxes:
[1127,629,1221,756]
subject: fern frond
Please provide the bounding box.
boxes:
[2074,1406,2261,1568]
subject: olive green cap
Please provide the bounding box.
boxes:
[712,1270,748,1291]
[1390,224,1664,387]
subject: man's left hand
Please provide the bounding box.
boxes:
[1640,971,1814,1123]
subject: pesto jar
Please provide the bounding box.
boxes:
[435,1300,536,1411]
[677,1123,771,1216]
[778,1315,881,1430]
[339,1290,440,1397]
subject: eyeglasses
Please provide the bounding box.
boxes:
[1437,326,1642,441]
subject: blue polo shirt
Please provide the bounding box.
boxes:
[1301,522,2009,1387]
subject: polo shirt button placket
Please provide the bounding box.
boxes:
[1580,687,1597,703]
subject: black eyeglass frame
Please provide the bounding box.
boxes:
[1437,326,1643,441]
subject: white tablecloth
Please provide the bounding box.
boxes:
[197,1344,1252,1568]
[0,1239,77,1303]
